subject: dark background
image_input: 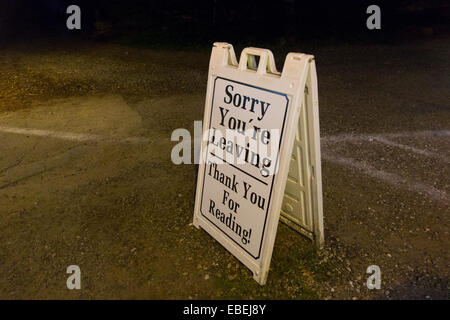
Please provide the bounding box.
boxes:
[1,0,449,47]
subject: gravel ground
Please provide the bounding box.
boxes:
[0,37,448,299]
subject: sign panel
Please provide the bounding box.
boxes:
[193,43,323,285]
[200,77,289,259]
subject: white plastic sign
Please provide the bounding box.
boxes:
[193,43,323,285]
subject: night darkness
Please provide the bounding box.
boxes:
[1,0,449,46]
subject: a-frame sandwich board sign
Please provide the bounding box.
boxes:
[193,42,323,285]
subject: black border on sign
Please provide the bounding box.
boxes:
[199,76,289,260]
